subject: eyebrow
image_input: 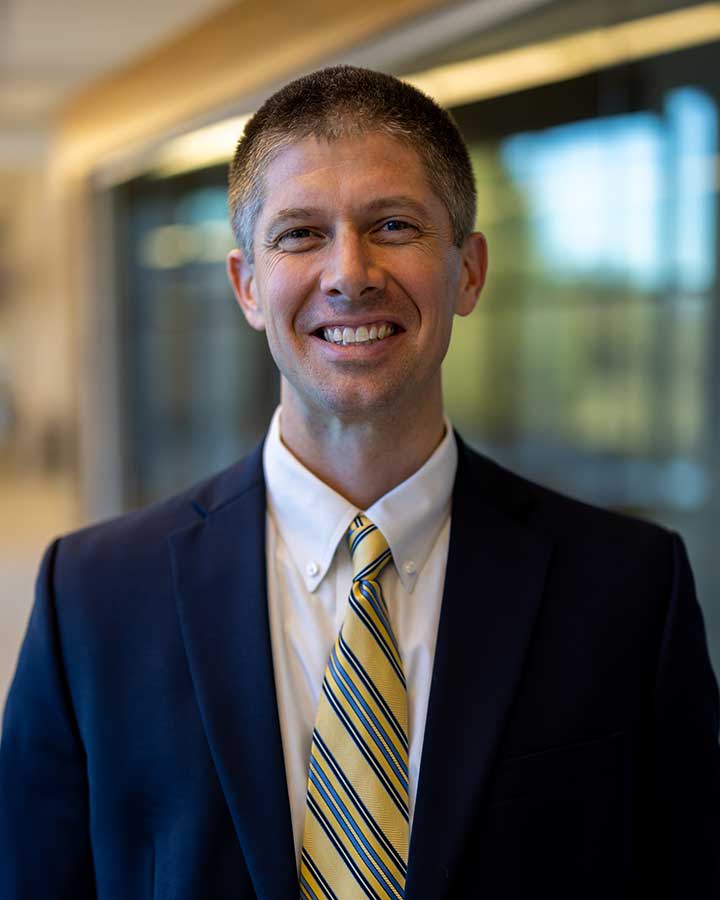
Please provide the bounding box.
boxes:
[264,195,432,238]
[361,195,432,218]
[265,208,321,237]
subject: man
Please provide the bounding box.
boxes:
[1,66,718,899]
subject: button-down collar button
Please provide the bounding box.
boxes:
[306,561,320,578]
[402,560,416,575]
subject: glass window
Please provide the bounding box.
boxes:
[113,165,278,508]
[442,35,720,673]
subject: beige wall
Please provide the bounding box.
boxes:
[0,165,73,468]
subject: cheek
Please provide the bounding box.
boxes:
[416,273,459,330]
[263,265,314,326]
[401,250,460,304]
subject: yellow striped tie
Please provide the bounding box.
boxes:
[300,514,409,900]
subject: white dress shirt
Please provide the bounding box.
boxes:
[263,406,457,867]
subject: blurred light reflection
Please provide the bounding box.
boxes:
[500,88,717,293]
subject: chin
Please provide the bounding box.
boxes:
[310,384,404,421]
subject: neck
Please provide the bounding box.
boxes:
[278,387,446,509]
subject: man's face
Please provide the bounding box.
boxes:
[228,132,486,424]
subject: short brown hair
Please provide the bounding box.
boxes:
[228,65,476,262]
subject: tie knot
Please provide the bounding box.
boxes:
[347,514,392,582]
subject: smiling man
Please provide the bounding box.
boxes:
[227,127,484,509]
[1,66,719,900]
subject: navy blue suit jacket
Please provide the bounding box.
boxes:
[2,437,719,899]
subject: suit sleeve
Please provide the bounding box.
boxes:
[653,532,720,897]
[0,539,96,899]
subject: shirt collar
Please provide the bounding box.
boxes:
[263,406,457,593]
[365,421,456,593]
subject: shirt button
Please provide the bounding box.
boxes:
[306,561,320,578]
[402,560,416,575]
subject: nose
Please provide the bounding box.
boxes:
[319,228,386,300]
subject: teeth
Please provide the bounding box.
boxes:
[322,323,396,345]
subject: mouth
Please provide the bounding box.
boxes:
[312,321,401,346]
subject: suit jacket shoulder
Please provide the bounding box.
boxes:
[455,435,676,572]
[53,441,266,594]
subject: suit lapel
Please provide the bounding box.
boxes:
[169,450,298,900]
[406,442,554,900]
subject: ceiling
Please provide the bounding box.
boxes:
[0,0,233,160]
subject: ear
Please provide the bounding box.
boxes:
[454,232,488,317]
[227,248,265,331]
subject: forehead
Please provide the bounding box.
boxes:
[256,132,440,222]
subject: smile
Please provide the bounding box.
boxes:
[319,323,397,345]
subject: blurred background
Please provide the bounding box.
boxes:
[1,0,719,708]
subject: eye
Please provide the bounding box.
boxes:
[276,228,322,251]
[377,219,418,241]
